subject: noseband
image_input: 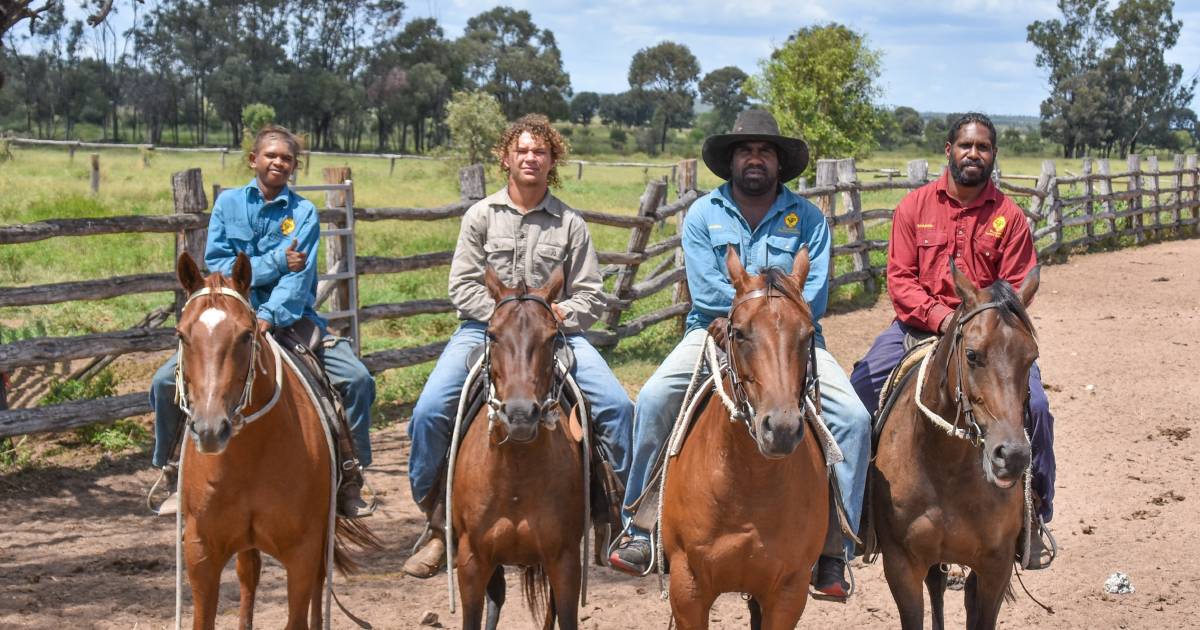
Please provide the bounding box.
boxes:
[482,292,569,443]
[722,285,820,440]
[175,287,282,438]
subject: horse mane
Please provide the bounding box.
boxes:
[987,279,1036,336]
[760,267,811,317]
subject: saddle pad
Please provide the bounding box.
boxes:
[872,338,936,451]
[274,335,347,441]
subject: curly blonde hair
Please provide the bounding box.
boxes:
[492,114,570,188]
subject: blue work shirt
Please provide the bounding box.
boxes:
[204,179,325,331]
[682,182,831,348]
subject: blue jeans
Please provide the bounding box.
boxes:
[623,329,871,559]
[407,321,633,505]
[849,320,1056,522]
[150,336,376,467]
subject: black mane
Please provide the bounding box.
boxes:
[987,279,1036,335]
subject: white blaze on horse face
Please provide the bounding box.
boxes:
[198,308,228,334]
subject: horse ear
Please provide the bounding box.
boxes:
[538,265,565,302]
[725,245,747,293]
[177,252,204,295]
[232,253,253,297]
[1018,266,1040,307]
[484,265,507,301]
[791,245,810,291]
[950,258,979,307]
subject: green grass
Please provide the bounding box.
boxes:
[3,144,1184,415]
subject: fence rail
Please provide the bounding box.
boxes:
[2,152,1198,438]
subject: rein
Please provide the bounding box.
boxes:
[174,287,283,436]
[482,292,568,442]
[721,286,821,439]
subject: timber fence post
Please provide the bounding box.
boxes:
[1127,154,1144,244]
[838,158,875,295]
[389,156,397,178]
[172,168,209,316]
[1082,158,1095,245]
[814,159,837,220]
[1172,154,1184,233]
[601,180,667,333]
[1097,159,1117,244]
[1029,159,1053,234]
[1188,154,1199,233]
[577,161,583,181]
[674,158,698,334]
[906,159,928,185]
[323,167,353,334]
[1147,155,1161,239]
[68,142,77,163]
[90,154,100,194]
[458,164,486,200]
[220,148,228,170]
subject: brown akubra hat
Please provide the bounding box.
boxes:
[701,109,809,182]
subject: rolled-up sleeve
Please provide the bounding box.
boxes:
[449,202,495,322]
[555,214,606,332]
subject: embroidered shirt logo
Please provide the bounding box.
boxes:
[281,217,295,236]
[783,212,800,229]
[985,216,1006,238]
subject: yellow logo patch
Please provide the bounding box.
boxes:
[985,216,1006,238]
[281,217,295,236]
[784,212,800,229]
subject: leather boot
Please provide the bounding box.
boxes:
[403,531,446,579]
[334,419,375,518]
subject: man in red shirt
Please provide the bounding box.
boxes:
[850,113,1055,568]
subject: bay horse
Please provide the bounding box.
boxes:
[662,247,829,630]
[174,252,378,630]
[450,265,586,630]
[871,263,1040,630]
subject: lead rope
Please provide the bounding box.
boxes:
[445,354,486,614]
[913,341,980,443]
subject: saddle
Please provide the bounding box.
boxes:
[871,332,937,452]
[272,320,358,466]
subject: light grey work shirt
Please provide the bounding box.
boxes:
[448,187,606,334]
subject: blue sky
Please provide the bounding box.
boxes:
[414,0,1200,116]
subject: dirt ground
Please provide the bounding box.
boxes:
[3,238,1199,629]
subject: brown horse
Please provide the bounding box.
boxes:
[871,264,1040,630]
[450,265,585,630]
[174,252,377,630]
[662,247,829,630]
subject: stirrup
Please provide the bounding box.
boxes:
[809,556,855,603]
[1022,517,1058,570]
[146,463,177,515]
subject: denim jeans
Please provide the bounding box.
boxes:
[849,319,1056,522]
[406,321,633,505]
[622,328,872,559]
[150,336,376,467]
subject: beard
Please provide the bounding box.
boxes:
[732,164,778,196]
[949,156,994,187]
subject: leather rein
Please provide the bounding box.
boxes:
[174,287,283,438]
[722,285,820,440]
[482,292,568,443]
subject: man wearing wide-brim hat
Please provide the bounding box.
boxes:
[610,109,871,601]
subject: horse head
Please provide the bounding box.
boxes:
[714,245,816,459]
[483,264,566,444]
[943,261,1040,489]
[175,251,259,455]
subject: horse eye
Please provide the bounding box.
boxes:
[240,331,254,344]
[486,330,498,342]
[731,328,746,341]
[965,349,981,365]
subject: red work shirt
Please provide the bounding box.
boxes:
[887,172,1037,333]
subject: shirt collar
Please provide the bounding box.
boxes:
[934,170,1000,211]
[712,182,799,225]
[495,185,563,217]
[245,179,293,206]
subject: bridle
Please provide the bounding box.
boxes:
[482,292,568,443]
[174,287,282,438]
[722,284,820,440]
[915,300,1031,447]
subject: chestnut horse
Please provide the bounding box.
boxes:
[871,264,1040,630]
[662,247,829,630]
[174,252,377,630]
[450,265,585,630]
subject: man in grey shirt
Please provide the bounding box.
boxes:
[402,114,633,578]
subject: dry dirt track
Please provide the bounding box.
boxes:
[3,238,1199,629]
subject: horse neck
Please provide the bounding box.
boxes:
[910,342,981,468]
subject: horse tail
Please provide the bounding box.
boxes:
[332,516,384,575]
[521,564,552,628]
[1003,578,1016,604]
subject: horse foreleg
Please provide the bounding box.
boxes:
[925,564,948,630]
[667,555,714,630]
[484,566,506,630]
[747,597,762,630]
[184,542,227,630]
[457,549,492,630]
[281,543,324,630]
[880,548,928,630]
[545,548,582,630]
[965,559,1012,630]
[235,549,262,630]
[754,583,810,630]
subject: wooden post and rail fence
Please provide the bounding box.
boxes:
[1,153,1198,439]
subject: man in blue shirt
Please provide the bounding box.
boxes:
[609,110,871,600]
[148,126,376,518]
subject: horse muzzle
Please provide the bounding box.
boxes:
[190,415,234,454]
[497,398,546,444]
[754,407,805,459]
[982,438,1030,489]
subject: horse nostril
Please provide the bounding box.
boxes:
[992,443,1007,462]
[761,415,772,434]
[218,419,232,442]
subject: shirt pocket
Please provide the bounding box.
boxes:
[532,238,567,288]
[483,236,517,282]
[972,234,1002,285]
[765,234,803,272]
[916,230,949,283]
[710,230,740,263]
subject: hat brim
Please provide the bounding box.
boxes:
[702,133,809,183]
